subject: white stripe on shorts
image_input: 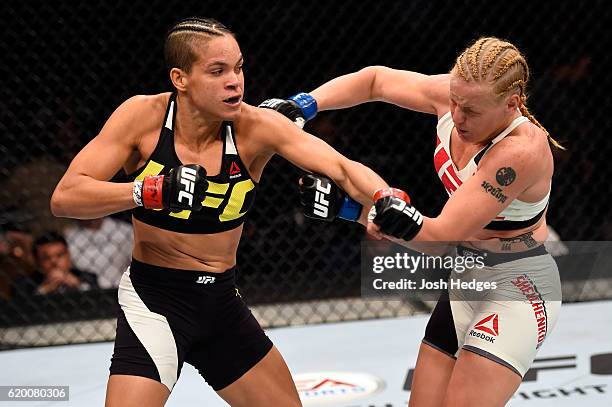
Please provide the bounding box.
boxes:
[118,269,178,391]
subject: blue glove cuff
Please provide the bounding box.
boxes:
[337,195,363,222]
[288,92,318,121]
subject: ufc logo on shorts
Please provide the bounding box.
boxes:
[391,199,424,225]
[196,276,216,284]
[313,179,331,217]
[178,167,197,206]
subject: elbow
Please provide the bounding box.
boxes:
[50,188,67,217]
[361,66,380,99]
[335,158,354,187]
[362,65,385,100]
[361,65,383,76]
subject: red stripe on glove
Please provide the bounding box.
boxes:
[373,188,411,204]
[142,175,165,209]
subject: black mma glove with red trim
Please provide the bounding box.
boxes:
[371,188,424,241]
[139,164,208,212]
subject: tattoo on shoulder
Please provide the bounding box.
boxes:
[499,231,538,251]
[481,180,507,203]
[496,167,516,186]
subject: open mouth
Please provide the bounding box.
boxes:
[223,96,241,105]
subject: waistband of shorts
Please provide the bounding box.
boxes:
[456,245,548,267]
[129,258,237,284]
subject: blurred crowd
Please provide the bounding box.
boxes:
[1,215,132,304]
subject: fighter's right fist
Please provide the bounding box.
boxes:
[298,173,363,222]
[371,188,424,241]
[135,164,208,212]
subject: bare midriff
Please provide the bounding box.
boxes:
[131,217,242,273]
[464,215,548,253]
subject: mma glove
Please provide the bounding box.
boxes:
[370,188,424,241]
[299,173,362,222]
[258,92,318,129]
[133,164,208,212]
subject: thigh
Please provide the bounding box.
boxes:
[186,293,274,391]
[462,298,561,377]
[105,375,170,407]
[408,342,456,407]
[454,254,562,377]
[109,271,191,393]
[442,349,521,407]
[216,346,301,407]
[411,294,459,407]
[423,290,461,358]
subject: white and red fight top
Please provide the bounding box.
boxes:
[434,112,549,230]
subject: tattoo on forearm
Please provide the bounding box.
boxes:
[496,167,516,186]
[481,180,507,203]
[499,231,538,251]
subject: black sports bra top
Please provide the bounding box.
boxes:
[127,93,257,234]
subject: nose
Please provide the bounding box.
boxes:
[451,108,465,126]
[225,72,240,90]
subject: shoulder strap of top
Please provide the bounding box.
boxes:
[474,114,529,165]
[489,114,529,146]
[143,92,178,165]
[436,111,454,141]
[163,92,177,131]
[224,121,238,156]
[156,92,178,155]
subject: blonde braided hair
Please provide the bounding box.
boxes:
[454,37,564,150]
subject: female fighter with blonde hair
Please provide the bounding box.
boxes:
[266,37,563,406]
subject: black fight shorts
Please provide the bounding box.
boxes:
[109,259,273,391]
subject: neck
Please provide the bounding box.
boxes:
[175,93,223,148]
[480,109,522,146]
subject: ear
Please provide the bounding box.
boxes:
[507,93,520,112]
[170,68,188,92]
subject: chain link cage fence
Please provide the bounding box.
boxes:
[0,1,610,349]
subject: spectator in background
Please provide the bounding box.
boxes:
[0,221,36,301]
[64,217,133,288]
[12,231,98,298]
